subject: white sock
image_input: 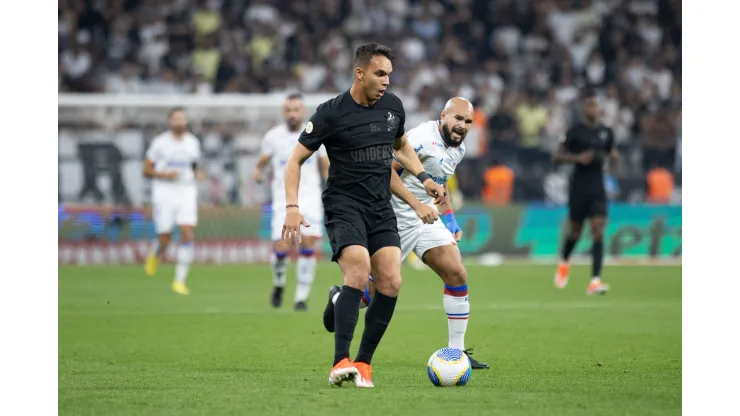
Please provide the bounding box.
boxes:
[175,243,194,284]
[272,252,288,288]
[295,250,317,303]
[443,284,470,350]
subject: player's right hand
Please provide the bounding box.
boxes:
[160,171,179,180]
[252,167,262,183]
[422,179,446,205]
[282,208,310,246]
[577,150,594,165]
[413,204,439,224]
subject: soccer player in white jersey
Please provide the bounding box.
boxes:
[143,108,205,295]
[253,94,329,311]
[322,97,490,369]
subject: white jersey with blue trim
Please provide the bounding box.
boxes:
[392,120,466,229]
[260,123,327,205]
[145,130,201,203]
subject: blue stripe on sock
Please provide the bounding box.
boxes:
[274,251,288,259]
[181,242,193,247]
[299,248,314,256]
[446,312,469,316]
[444,284,468,292]
[364,287,372,303]
[368,275,374,282]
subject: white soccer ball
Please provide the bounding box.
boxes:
[426,347,472,387]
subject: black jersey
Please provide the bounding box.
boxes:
[298,90,406,207]
[562,121,615,193]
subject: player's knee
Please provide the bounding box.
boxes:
[441,264,467,287]
[180,227,195,243]
[569,225,583,240]
[591,228,605,242]
[339,247,371,289]
[374,273,402,297]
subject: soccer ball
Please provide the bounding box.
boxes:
[426,347,472,387]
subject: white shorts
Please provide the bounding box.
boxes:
[399,220,457,261]
[153,199,198,234]
[271,198,324,241]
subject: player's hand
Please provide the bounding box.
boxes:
[195,170,206,181]
[577,150,594,165]
[453,230,463,242]
[160,171,179,180]
[252,167,263,183]
[422,179,446,205]
[282,208,309,246]
[413,203,439,224]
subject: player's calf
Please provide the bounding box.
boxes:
[145,233,171,277]
[333,246,372,366]
[270,241,289,308]
[555,221,583,289]
[587,217,609,295]
[172,226,195,296]
[294,243,317,310]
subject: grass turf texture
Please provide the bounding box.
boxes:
[59,264,681,416]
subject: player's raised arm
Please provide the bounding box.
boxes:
[389,159,438,224]
[393,134,446,205]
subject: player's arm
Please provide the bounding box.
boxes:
[439,183,462,241]
[285,142,314,207]
[283,110,329,243]
[553,128,593,165]
[142,139,178,180]
[192,162,206,181]
[390,159,438,224]
[253,132,274,182]
[393,134,446,205]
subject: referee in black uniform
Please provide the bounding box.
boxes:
[553,88,618,296]
[282,43,445,388]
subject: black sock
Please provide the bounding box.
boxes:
[561,236,578,261]
[592,241,604,277]
[354,291,398,365]
[333,285,363,366]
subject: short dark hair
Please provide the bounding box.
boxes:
[168,107,185,118]
[286,93,303,101]
[354,42,394,68]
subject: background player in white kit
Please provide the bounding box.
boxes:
[322,97,489,369]
[253,94,329,311]
[143,108,205,296]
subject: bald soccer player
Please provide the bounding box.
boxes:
[322,97,490,369]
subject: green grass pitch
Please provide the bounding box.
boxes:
[59,263,681,415]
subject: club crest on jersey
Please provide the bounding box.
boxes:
[386,112,399,132]
[305,121,313,134]
[599,130,608,140]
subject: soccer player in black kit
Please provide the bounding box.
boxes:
[553,88,618,296]
[282,43,446,388]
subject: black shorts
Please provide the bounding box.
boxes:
[568,192,608,222]
[324,199,401,263]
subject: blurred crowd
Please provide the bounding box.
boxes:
[59,0,681,201]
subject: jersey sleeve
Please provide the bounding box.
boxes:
[561,126,576,151]
[193,137,202,165]
[145,138,161,162]
[260,129,275,156]
[298,105,332,151]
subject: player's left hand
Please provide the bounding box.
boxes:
[453,230,463,242]
[422,179,446,205]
